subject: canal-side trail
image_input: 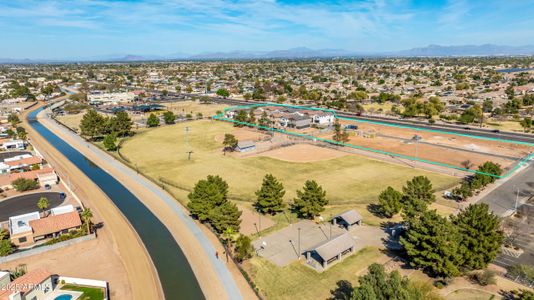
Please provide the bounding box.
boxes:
[36,108,255,300]
[22,105,163,300]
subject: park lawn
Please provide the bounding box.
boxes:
[485,119,525,132]
[120,120,458,206]
[56,111,86,132]
[362,102,394,113]
[445,288,500,300]
[162,100,229,117]
[61,284,105,300]
[243,247,386,300]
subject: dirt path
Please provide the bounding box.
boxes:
[21,103,163,300]
[37,108,258,299]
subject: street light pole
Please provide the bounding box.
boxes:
[515,187,520,212]
[298,227,301,260]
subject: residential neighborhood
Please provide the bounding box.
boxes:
[1,1,534,300]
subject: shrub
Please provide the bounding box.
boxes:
[234,235,254,262]
[471,269,497,286]
[12,178,39,192]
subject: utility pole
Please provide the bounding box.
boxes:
[186,151,194,160]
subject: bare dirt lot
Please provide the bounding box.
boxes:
[254,143,348,162]
[304,119,534,171]
[0,232,132,299]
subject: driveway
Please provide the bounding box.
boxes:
[480,162,534,216]
[0,191,65,222]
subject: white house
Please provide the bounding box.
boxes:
[2,140,26,150]
[312,113,335,125]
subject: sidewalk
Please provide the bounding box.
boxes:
[38,108,255,299]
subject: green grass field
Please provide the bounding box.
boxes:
[120,120,458,206]
[243,247,384,300]
[445,288,500,300]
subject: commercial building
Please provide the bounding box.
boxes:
[88,92,136,105]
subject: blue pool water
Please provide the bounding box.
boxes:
[54,295,73,300]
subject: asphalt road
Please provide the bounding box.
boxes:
[148,90,534,144]
[480,163,534,216]
[0,191,65,222]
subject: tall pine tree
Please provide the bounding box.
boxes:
[187,175,229,221]
[292,180,328,219]
[451,203,504,270]
[255,174,286,215]
[400,210,461,278]
[402,176,435,204]
[210,201,242,233]
[378,186,403,218]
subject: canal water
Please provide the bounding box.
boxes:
[28,108,204,300]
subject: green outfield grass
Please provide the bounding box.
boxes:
[243,247,384,300]
[120,120,458,205]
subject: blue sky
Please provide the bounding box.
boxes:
[1,0,534,59]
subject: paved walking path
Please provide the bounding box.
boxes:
[38,109,250,299]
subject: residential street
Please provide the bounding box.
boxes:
[480,162,534,216]
[0,191,64,222]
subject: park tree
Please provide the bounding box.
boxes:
[451,203,504,270]
[255,174,286,214]
[352,263,429,300]
[216,88,230,98]
[459,105,483,124]
[234,110,248,126]
[520,117,532,132]
[400,210,461,278]
[146,113,160,127]
[248,110,256,125]
[222,134,238,152]
[292,180,328,219]
[187,175,229,222]
[103,133,118,151]
[451,181,473,201]
[474,161,502,186]
[210,201,241,233]
[258,111,271,128]
[163,111,176,124]
[234,235,254,262]
[109,111,133,136]
[332,119,349,143]
[80,109,106,140]
[378,186,403,218]
[403,176,435,204]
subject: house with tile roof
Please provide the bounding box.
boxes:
[8,206,82,247]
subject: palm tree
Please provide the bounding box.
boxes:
[37,197,49,216]
[81,208,93,234]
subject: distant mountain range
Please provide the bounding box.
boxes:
[2,44,534,63]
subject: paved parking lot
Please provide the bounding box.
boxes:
[253,220,387,266]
